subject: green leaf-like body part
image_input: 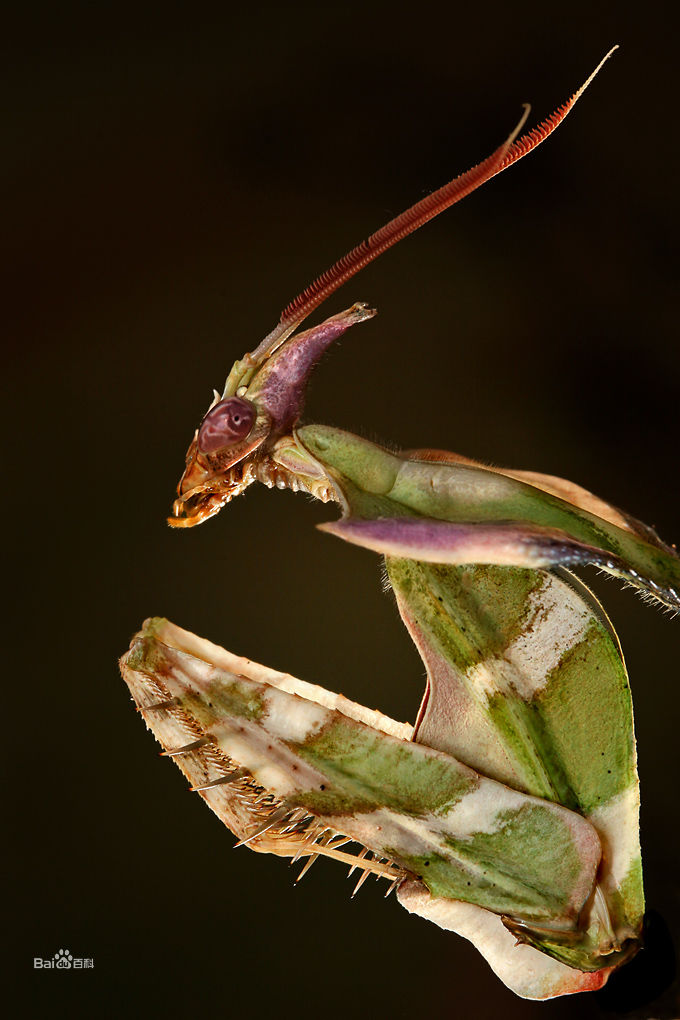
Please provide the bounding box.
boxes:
[296,424,646,981]
[121,619,601,928]
[298,426,680,611]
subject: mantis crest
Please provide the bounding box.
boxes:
[120,47,680,999]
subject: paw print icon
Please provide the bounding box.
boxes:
[55,949,73,969]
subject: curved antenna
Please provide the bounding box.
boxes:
[248,46,618,366]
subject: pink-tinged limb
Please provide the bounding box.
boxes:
[317,517,605,569]
[397,880,615,1000]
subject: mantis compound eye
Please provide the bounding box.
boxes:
[198,396,256,454]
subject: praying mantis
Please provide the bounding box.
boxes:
[120,46,680,999]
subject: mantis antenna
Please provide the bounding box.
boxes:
[244,45,618,371]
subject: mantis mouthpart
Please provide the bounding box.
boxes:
[121,45,679,999]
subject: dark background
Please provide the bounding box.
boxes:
[6,2,679,1018]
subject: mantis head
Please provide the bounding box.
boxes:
[169,303,377,526]
[168,48,617,529]
[170,396,266,526]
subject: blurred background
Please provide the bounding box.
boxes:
[5,2,679,1017]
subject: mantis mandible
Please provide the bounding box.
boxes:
[120,46,680,999]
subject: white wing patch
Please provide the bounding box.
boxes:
[504,576,592,698]
[438,781,530,836]
[588,785,641,889]
[465,575,592,702]
[262,688,328,743]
